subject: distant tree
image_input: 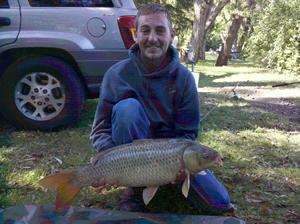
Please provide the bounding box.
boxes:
[246,0,300,74]
[190,0,230,62]
[165,1,194,44]
[206,31,222,51]
[215,0,256,66]
[236,17,252,52]
[133,0,163,8]
[215,13,243,66]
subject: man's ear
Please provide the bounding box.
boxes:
[170,29,176,44]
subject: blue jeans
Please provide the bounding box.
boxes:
[111,98,230,215]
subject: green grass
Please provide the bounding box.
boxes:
[0,53,299,223]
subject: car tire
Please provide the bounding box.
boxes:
[0,56,85,131]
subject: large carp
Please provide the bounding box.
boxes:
[39,138,222,212]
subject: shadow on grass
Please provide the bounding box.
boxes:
[197,70,300,88]
[198,54,254,68]
[194,55,299,89]
[0,161,11,208]
[199,92,299,132]
[0,116,14,148]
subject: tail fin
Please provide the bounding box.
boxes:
[38,171,82,212]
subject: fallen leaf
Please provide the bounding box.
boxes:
[54,157,63,164]
[258,196,271,201]
[268,168,275,174]
[289,184,296,192]
[233,168,240,174]
[246,196,268,203]
[8,181,18,185]
[275,195,287,198]
[51,165,61,174]
[287,210,300,218]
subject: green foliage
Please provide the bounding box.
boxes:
[206,31,223,51]
[246,0,300,75]
[165,3,193,45]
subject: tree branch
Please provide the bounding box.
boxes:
[205,0,231,32]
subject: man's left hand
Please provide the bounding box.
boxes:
[171,169,197,184]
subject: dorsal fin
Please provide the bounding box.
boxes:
[90,144,125,165]
[133,139,153,143]
[91,139,157,165]
[91,139,155,165]
[90,149,112,165]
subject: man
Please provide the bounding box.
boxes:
[90,3,232,215]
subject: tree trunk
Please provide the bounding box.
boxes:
[202,33,206,60]
[190,0,230,62]
[237,17,251,52]
[205,0,230,32]
[236,1,256,53]
[215,14,243,66]
[190,0,212,62]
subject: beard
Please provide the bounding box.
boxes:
[142,45,167,62]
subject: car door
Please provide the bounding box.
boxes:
[19,0,136,92]
[0,0,21,47]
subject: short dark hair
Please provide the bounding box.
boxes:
[135,4,173,32]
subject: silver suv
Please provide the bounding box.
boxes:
[0,0,137,131]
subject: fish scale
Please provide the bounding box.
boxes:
[38,138,222,212]
[77,138,187,187]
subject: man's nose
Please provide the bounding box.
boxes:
[148,30,158,42]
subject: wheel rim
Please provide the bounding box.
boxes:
[14,72,66,121]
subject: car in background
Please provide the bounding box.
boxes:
[0,0,137,131]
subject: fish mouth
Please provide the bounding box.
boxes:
[215,155,223,167]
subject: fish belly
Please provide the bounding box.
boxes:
[78,139,189,187]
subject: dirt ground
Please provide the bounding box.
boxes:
[198,85,300,132]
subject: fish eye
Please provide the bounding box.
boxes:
[203,153,208,158]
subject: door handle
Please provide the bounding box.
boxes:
[0,17,11,26]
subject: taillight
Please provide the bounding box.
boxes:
[118,16,136,49]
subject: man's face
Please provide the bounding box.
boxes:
[135,14,175,63]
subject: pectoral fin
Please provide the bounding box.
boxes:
[143,186,159,205]
[182,169,190,198]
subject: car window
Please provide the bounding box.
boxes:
[0,0,9,8]
[28,0,114,7]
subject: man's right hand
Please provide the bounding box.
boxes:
[91,177,119,193]
[171,168,197,184]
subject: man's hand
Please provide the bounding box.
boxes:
[171,168,197,185]
[91,177,119,193]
